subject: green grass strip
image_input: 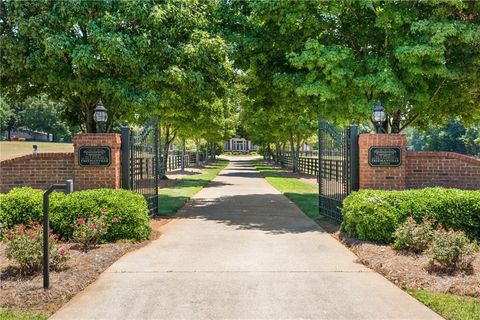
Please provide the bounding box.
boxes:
[253,160,319,218]
[0,308,47,320]
[158,160,229,215]
[408,290,480,320]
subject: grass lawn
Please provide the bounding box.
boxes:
[158,160,229,215]
[409,290,480,320]
[0,308,47,320]
[0,141,73,160]
[253,160,318,218]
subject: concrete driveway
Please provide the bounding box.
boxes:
[51,158,442,320]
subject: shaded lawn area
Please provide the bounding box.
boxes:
[0,308,47,320]
[158,160,229,215]
[254,160,480,320]
[0,141,73,160]
[409,290,480,320]
[253,160,318,218]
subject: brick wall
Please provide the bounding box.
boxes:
[0,134,122,193]
[359,134,407,190]
[359,134,480,191]
[406,152,480,190]
[73,134,122,190]
[0,153,74,193]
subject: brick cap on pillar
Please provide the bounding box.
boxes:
[73,133,121,141]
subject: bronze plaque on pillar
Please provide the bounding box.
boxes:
[368,147,401,166]
[79,147,111,167]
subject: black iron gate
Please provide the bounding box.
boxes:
[121,117,159,215]
[318,118,359,221]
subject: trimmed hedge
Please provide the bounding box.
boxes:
[0,187,151,241]
[341,188,480,244]
[0,188,44,228]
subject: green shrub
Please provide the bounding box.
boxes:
[0,188,45,229]
[5,221,70,274]
[428,228,476,274]
[393,217,434,253]
[342,188,480,243]
[51,188,151,241]
[0,187,151,242]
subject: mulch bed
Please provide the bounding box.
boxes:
[315,216,480,298]
[0,218,172,315]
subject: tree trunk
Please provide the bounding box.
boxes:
[289,128,296,173]
[85,103,96,133]
[211,141,216,160]
[295,135,302,174]
[266,144,272,161]
[195,139,200,165]
[205,142,209,162]
[390,110,402,133]
[160,126,177,180]
[275,142,280,164]
[181,138,186,172]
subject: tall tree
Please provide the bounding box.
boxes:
[290,0,480,131]
[0,0,151,132]
[226,0,480,135]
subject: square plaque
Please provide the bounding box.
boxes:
[79,146,111,167]
[368,147,401,167]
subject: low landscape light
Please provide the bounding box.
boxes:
[371,100,386,133]
[93,99,108,133]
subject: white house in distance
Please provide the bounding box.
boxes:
[224,137,257,153]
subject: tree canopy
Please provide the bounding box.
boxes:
[1,0,479,149]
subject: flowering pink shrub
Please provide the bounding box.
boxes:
[5,221,70,274]
[72,209,119,249]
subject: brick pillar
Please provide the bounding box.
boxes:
[73,133,122,191]
[359,134,407,190]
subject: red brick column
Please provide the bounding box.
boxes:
[73,134,122,191]
[359,134,407,190]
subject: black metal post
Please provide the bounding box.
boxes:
[43,180,73,289]
[153,117,159,214]
[121,124,131,190]
[181,139,186,172]
[318,116,322,213]
[349,124,359,191]
[96,122,106,134]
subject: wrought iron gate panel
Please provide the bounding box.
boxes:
[318,118,358,221]
[121,117,159,215]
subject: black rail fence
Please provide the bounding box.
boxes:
[273,154,318,177]
[165,151,208,171]
[273,154,346,183]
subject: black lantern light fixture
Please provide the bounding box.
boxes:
[93,99,108,133]
[371,100,386,133]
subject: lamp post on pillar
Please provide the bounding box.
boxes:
[93,100,108,133]
[371,100,386,133]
